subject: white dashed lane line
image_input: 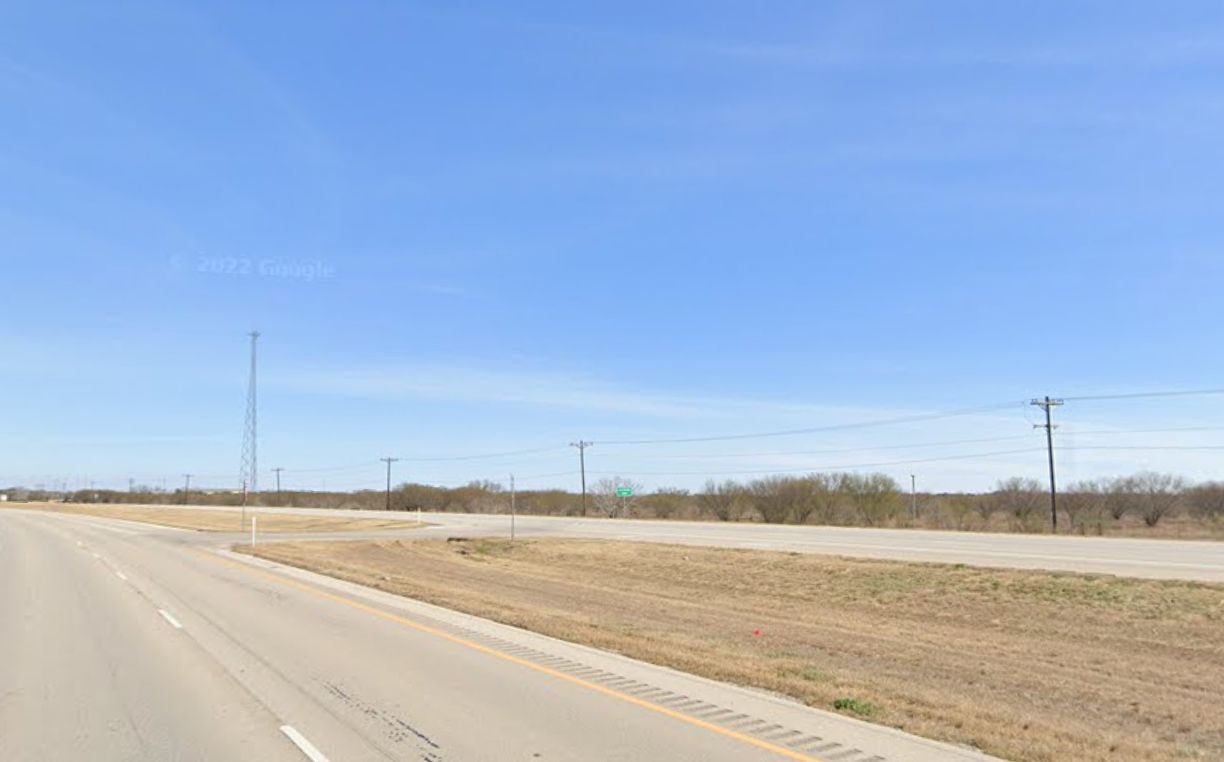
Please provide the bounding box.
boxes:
[280,725,334,762]
[157,609,183,629]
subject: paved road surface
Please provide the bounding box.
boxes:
[1,509,1005,762]
[156,503,1224,582]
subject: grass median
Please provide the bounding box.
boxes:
[244,537,1224,762]
[6,502,422,533]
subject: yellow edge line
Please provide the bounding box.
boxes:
[200,549,830,762]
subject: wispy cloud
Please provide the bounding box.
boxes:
[270,364,728,417]
[267,362,932,422]
[264,362,1031,438]
[709,35,1224,70]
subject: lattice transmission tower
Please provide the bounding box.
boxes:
[240,330,260,495]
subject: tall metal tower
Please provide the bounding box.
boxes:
[240,331,261,495]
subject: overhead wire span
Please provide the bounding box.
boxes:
[630,433,1040,461]
[595,400,1027,445]
[613,425,1224,463]
[282,462,381,474]
[589,447,1047,477]
[16,388,1224,490]
[1061,388,1224,402]
[511,470,583,482]
[396,445,570,462]
[1064,445,1224,452]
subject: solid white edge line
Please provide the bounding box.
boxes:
[157,609,183,629]
[116,571,128,581]
[280,725,333,762]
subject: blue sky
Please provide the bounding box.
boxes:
[2,0,1223,494]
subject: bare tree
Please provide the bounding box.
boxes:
[785,476,821,525]
[1128,472,1187,527]
[993,477,1045,530]
[840,472,901,526]
[1063,479,1106,532]
[1103,476,1138,520]
[943,497,976,531]
[741,474,837,525]
[519,489,578,516]
[591,477,644,518]
[1186,482,1224,521]
[646,487,690,519]
[697,479,745,521]
[974,496,997,522]
[397,483,446,513]
[747,475,796,524]
[800,473,841,524]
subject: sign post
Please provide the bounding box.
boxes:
[616,486,633,517]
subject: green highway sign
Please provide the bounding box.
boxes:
[616,487,633,498]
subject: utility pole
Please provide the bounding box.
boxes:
[1031,396,1064,532]
[182,474,192,504]
[380,457,399,511]
[910,474,917,521]
[570,441,592,516]
[510,473,516,542]
[128,477,135,494]
[272,467,285,505]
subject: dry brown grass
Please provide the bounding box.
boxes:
[5,502,421,533]
[245,538,1224,762]
[929,510,1224,540]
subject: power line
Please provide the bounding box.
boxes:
[282,462,382,474]
[398,445,570,463]
[632,433,1040,461]
[611,425,1224,462]
[18,388,1224,492]
[1062,388,1224,402]
[595,389,1224,448]
[595,401,1024,445]
[24,425,1223,488]
[588,447,1047,477]
[510,470,579,482]
[1070,425,1224,436]
[1065,445,1224,452]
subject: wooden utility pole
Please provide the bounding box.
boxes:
[570,441,592,516]
[1031,396,1064,532]
[380,457,399,511]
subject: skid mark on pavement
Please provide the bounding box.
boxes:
[320,680,443,762]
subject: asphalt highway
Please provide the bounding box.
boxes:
[1,509,1007,762]
[162,504,1224,582]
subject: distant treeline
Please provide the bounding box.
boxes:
[6,470,1223,535]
